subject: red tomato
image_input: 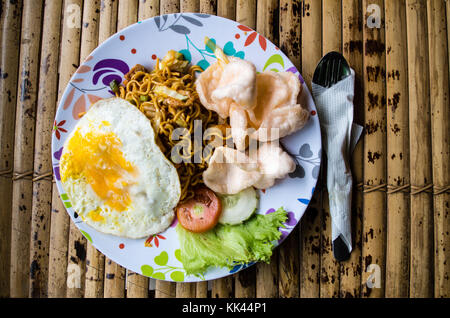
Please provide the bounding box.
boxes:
[176,187,222,233]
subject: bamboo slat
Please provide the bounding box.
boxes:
[277,0,301,299]
[180,0,199,13]
[322,0,341,54]
[176,282,196,298]
[126,271,149,298]
[84,247,104,298]
[0,0,22,298]
[28,0,63,298]
[66,223,86,296]
[48,168,71,293]
[427,0,449,298]
[79,0,100,90]
[299,0,321,298]
[99,0,118,42]
[139,0,160,21]
[278,222,300,296]
[138,0,160,21]
[279,0,300,67]
[234,267,256,298]
[256,0,279,47]
[48,176,71,296]
[319,0,341,299]
[406,0,433,298]
[217,0,235,20]
[212,277,233,298]
[236,0,256,29]
[448,0,450,76]
[10,0,44,298]
[319,187,339,298]
[200,0,216,14]
[299,191,322,298]
[160,0,180,17]
[195,282,208,298]
[104,259,125,298]
[154,277,176,298]
[101,0,138,299]
[340,0,363,299]
[48,0,83,298]
[83,0,109,299]
[361,0,386,298]
[385,0,410,298]
[117,0,138,30]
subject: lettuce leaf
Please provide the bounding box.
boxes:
[176,207,287,276]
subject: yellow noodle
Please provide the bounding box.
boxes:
[115,56,222,201]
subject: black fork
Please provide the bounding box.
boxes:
[312,51,352,262]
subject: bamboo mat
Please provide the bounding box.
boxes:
[0,0,449,298]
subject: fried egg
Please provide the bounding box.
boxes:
[60,98,181,238]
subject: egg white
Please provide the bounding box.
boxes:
[60,98,181,238]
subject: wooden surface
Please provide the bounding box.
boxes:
[1,0,449,298]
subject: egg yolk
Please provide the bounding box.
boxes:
[88,207,105,222]
[61,126,137,212]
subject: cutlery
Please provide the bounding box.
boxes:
[312,51,352,262]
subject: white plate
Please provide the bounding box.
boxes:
[52,13,321,282]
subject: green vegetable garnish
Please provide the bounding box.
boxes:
[218,187,258,225]
[109,79,119,93]
[193,204,204,216]
[160,50,189,72]
[204,36,229,64]
[176,207,287,275]
[175,51,185,60]
[153,85,188,101]
[140,95,149,102]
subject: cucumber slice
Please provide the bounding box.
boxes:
[218,187,258,225]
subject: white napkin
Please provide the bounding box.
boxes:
[311,69,363,253]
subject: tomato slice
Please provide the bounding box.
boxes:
[176,187,222,233]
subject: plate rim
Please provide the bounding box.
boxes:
[51,12,322,282]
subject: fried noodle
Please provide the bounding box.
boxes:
[115,51,225,201]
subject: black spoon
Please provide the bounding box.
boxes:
[313,51,351,88]
[312,51,352,262]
